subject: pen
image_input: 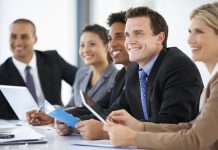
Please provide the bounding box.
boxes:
[30,106,43,124]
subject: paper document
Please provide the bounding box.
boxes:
[0,126,47,145]
[44,100,80,128]
[72,140,136,149]
[0,85,39,121]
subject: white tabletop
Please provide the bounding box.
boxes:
[0,120,140,150]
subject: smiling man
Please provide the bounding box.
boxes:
[0,19,78,119]
[107,6,204,124]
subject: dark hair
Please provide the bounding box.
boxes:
[81,24,112,63]
[81,24,109,45]
[126,6,168,48]
[11,18,36,36]
[107,11,126,27]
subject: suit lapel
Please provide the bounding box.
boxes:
[7,58,26,86]
[87,64,115,97]
[36,52,51,98]
[87,75,106,97]
[81,70,92,92]
[147,48,167,109]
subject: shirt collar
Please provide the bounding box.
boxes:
[12,52,37,72]
[210,62,218,78]
[141,53,159,76]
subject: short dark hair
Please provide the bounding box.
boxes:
[11,18,36,36]
[107,11,126,27]
[81,24,109,45]
[126,6,168,48]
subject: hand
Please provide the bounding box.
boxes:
[26,110,54,126]
[76,119,109,140]
[103,122,137,147]
[107,109,144,131]
[54,120,75,136]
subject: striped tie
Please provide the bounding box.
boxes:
[25,66,38,103]
[138,69,149,120]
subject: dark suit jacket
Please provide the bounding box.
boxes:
[0,50,78,119]
[109,47,203,124]
[66,67,126,120]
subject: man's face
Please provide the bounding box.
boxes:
[10,23,37,63]
[108,22,130,67]
[124,16,164,67]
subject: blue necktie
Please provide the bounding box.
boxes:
[138,69,149,120]
[25,66,38,103]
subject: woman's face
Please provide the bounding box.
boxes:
[188,17,218,65]
[79,32,108,65]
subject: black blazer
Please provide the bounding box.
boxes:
[109,47,203,124]
[0,50,78,119]
[66,67,126,120]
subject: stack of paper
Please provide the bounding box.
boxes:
[0,126,47,145]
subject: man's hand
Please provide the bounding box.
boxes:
[26,110,54,126]
[76,119,109,140]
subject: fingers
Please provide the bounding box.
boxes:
[28,112,54,126]
[76,120,86,130]
[26,110,37,122]
[108,109,127,117]
[54,120,73,136]
[108,115,127,124]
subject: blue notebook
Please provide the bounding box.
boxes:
[44,100,80,128]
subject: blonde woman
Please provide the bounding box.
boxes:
[104,2,218,150]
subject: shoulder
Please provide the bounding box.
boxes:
[76,66,90,77]
[35,50,59,58]
[164,47,193,64]
[162,47,198,70]
[105,63,118,78]
[0,58,13,71]
[126,63,139,76]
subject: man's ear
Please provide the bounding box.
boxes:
[157,32,165,45]
[34,36,38,44]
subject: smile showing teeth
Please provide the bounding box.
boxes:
[128,47,140,51]
[84,55,93,60]
[112,51,121,57]
[15,46,24,51]
[192,48,200,51]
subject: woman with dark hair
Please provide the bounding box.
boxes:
[27,24,118,125]
[67,24,118,107]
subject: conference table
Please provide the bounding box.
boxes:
[0,120,142,150]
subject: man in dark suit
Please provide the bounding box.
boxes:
[0,19,78,119]
[108,6,203,123]
[55,8,202,139]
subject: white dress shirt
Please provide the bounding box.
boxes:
[12,52,45,106]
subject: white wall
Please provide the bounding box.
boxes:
[155,0,216,85]
[0,0,77,105]
[0,0,216,105]
[90,0,217,86]
[90,0,154,27]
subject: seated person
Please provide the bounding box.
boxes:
[0,18,77,119]
[56,6,203,141]
[104,2,218,149]
[27,24,118,125]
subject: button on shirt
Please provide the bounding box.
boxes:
[12,52,45,106]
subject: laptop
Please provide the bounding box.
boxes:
[80,90,107,124]
[0,85,38,121]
